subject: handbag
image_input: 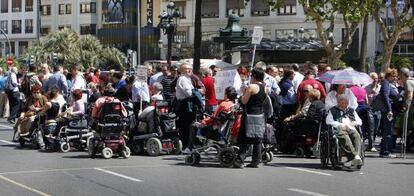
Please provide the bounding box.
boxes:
[245,113,266,139]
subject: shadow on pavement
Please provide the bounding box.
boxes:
[388,162,414,165]
[61,154,93,159]
[267,162,323,170]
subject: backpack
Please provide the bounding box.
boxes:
[21,74,35,96]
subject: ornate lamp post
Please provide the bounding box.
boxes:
[158,2,181,66]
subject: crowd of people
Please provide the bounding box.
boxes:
[1,60,413,167]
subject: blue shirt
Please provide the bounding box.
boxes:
[114,80,127,91]
[43,72,68,95]
[0,75,8,91]
[279,79,297,105]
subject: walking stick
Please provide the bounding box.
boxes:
[401,109,409,159]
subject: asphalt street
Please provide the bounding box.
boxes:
[0,120,413,196]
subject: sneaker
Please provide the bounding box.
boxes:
[369,147,377,152]
[351,155,362,166]
[183,148,192,154]
[383,153,396,158]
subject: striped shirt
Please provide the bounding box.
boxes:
[161,75,176,102]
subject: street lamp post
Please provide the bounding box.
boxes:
[158,2,181,67]
[0,29,12,56]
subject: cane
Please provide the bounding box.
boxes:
[401,109,409,159]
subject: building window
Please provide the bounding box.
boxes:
[12,0,21,12]
[201,0,219,18]
[174,31,187,43]
[226,0,245,17]
[59,4,65,15]
[278,0,297,15]
[80,24,96,35]
[175,2,186,19]
[251,0,269,16]
[1,0,8,13]
[12,20,22,34]
[25,0,33,12]
[41,5,51,16]
[40,27,50,36]
[19,41,28,55]
[66,4,72,14]
[0,21,7,34]
[80,2,96,14]
[58,25,71,30]
[25,19,33,33]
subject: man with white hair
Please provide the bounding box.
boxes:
[400,68,414,130]
[255,61,280,95]
[5,66,20,124]
[291,64,304,92]
[326,94,363,167]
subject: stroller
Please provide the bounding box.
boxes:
[129,100,182,156]
[88,102,131,159]
[57,115,93,152]
[184,110,239,167]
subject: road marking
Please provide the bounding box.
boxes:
[0,175,51,196]
[0,164,170,175]
[0,139,16,145]
[283,167,332,176]
[94,168,143,182]
[288,188,329,196]
[0,123,14,129]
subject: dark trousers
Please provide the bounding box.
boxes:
[238,140,262,165]
[357,105,375,149]
[133,101,149,127]
[7,91,20,121]
[277,103,296,145]
[176,99,196,150]
[380,112,394,155]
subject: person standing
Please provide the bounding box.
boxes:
[291,64,304,92]
[43,65,68,96]
[201,68,218,115]
[6,67,20,124]
[175,63,196,154]
[0,68,9,118]
[297,70,327,104]
[70,65,86,92]
[376,69,400,158]
[161,66,177,109]
[39,63,52,84]
[234,68,267,168]
[364,72,381,151]
[400,68,414,131]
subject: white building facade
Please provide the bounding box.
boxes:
[0,0,39,57]
[160,0,379,65]
[40,0,98,36]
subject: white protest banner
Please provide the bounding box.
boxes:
[136,65,147,82]
[214,69,242,100]
[251,26,263,45]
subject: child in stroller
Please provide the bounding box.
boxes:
[185,87,240,167]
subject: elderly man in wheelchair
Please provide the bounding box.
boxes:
[326,94,363,167]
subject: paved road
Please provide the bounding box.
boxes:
[0,120,413,196]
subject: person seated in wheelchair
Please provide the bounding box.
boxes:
[14,85,48,138]
[193,87,238,142]
[284,85,324,131]
[326,94,363,166]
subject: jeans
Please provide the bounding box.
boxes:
[380,112,394,155]
[7,91,20,121]
[372,110,381,143]
[44,124,58,149]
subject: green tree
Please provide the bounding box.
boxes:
[100,47,126,70]
[372,0,414,71]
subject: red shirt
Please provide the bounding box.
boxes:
[91,74,100,84]
[202,76,218,106]
[297,79,327,103]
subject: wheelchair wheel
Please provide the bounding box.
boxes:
[131,142,144,155]
[185,152,201,166]
[31,131,39,149]
[330,141,340,170]
[121,146,131,159]
[60,142,70,153]
[102,147,113,159]
[320,131,330,168]
[218,148,237,168]
[294,147,305,157]
[146,138,162,156]
[172,138,183,155]
[87,137,96,158]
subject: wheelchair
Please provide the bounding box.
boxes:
[319,125,365,170]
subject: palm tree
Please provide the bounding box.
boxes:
[79,35,103,69]
[100,47,125,70]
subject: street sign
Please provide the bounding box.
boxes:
[136,65,148,82]
[252,26,263,45]
[6,57,13,65]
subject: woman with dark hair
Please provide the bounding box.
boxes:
[234,67,267,168]
[69,89,85,116]
[38,88,62,151]
[277,69,297,145]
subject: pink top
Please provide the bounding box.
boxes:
[349,86,367,103]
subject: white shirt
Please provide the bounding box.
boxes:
[325,89,358,111]
[326,108,362,129]
[132,80,150,103]
[71,74,86,91]
[149,72,162,86]
[176,75,193,100]
[264,73,280,95]
[292,71,304,92]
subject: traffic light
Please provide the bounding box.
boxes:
[51,52,58,65]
